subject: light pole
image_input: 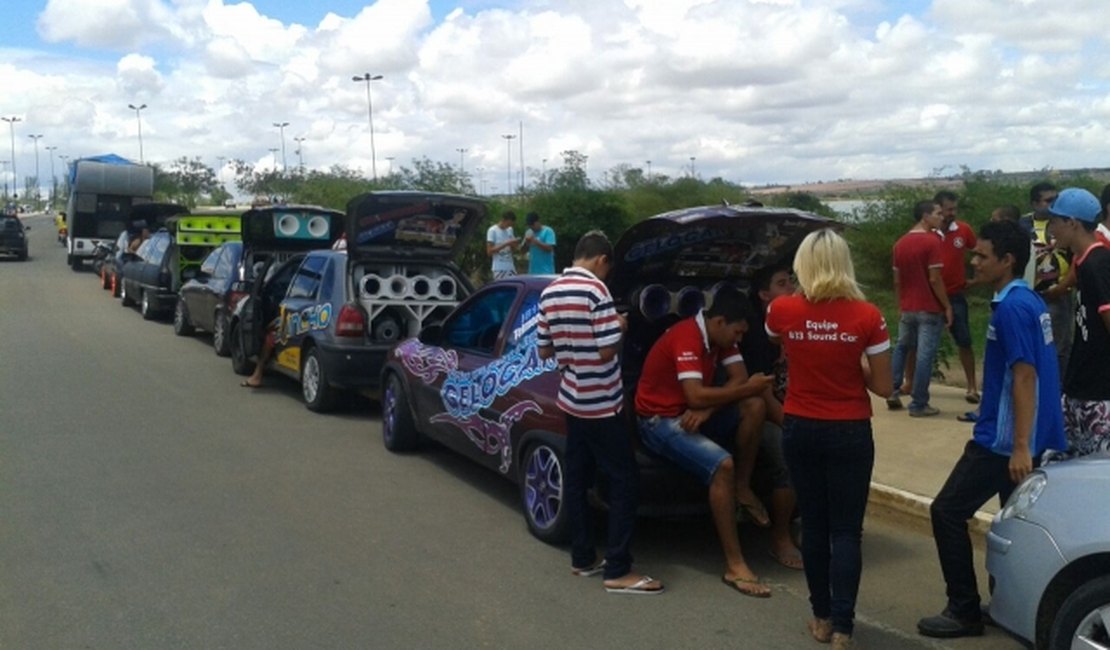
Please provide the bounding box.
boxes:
[455,147,467,173]
[272,121,289,172]
[476,166,484,195]
[267,148,279,170]
[293,136,305,170]
[0,160,8,200]
[27,134,42,199]
[1,117,20,198]
[385,156,395,176]
[45,145,57,205]
[690,156,696,177]
[127,103,146,163]
[352,73,384,180]
[646,159,652,181]
[501,134,516,195]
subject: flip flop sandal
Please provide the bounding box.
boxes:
[737,499,771,528]
[571,559,606,577]
[605,576,664,595]
[965,392,981,404]
[721,575,772,599]
[769,549,804,570]
[957,411,978,423]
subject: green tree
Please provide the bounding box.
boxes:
[153,157,225,207]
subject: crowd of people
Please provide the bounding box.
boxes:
[521,180,1110,648]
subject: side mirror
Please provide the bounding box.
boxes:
[418,324,444,345]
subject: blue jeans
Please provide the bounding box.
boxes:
[637,406,739,486]
[891,311,945,411]
[565,413,639,580]
[782,416,875,636]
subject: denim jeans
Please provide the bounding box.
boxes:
[891,311,945,411]
[782,416,874,636]
[565,413,639,580]
[930,440,1028,621]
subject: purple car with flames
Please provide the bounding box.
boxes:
[380,203,838,543]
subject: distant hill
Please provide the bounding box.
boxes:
[750,167,1110,199]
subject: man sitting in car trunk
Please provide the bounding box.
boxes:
[635,287,775,597]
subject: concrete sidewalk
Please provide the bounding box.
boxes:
[867,383,998,544]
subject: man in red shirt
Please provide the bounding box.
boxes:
[635,288,775,597]
[936,191,980,403]
[889,200,953,416]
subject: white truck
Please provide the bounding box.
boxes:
[65,154,154,271]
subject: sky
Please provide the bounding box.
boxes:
[1,0,1108,196]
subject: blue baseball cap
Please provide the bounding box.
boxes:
[1046,188,1101,223]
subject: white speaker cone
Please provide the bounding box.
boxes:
[307,216,329,238]
[276,214,300,236]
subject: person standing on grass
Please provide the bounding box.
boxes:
[918,219,1065,639]
[486,210,519,279]
[536,230,664,595]
[521,211,556,274]
[888,200,952,417]
[766,228,892,649]
[1043,188,1110,458]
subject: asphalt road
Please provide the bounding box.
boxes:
[1,214,1024,650]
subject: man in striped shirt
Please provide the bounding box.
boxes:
[537,230,664,595]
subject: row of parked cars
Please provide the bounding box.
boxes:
[88,192,1107,650]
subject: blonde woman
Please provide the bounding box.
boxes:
[765,229,893,648]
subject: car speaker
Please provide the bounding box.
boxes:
[436,275,457,300]
[386,274,410,299]
[675,286,705,317]
[636,284,672,322]
[360,274,384,298]
[410,275,432,298]
[273,213,331,239]
[306,215,329,238]
[372,308,405,342]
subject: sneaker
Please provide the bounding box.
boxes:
[909,405,940,417]
[885,393,903,410]
[917,609,985,638]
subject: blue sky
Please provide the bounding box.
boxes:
[1,0,1108,194]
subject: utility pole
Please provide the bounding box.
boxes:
[127,104,146,163]
[272,121,289,172]
[455,147,467,173]
[45,145,57,206]
[293,136,306,170]
[501,134,516,196]
[352,73,384,180]
[1,117,21,198]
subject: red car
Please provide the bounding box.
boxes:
[380,204,837,543]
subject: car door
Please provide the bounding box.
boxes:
[141,232,171,290]
[240,255,303,358]
[271,254,330,378]
[418,284,524,471]
[185,246,223,332]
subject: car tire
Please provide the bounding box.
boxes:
[229,321,254,376]
[70,256,81,271]
[382,373,420,451]
[301,346,337,413]
[110,273,121,298]
[17,249,27,261]
[212,311,231,357]
[173,298,195,336]
[100,267,110,290]
[519,439,570,545]
[1048,575,1110,649]
[140,290,157,320]
[120,281,135,307]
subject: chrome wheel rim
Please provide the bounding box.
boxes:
[303,354,320,403]
[213,314,226,351]
[383,380,398,440]
[1074,604,1110,650]
[523,445,563,531]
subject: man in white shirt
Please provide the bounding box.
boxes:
[486,210,519,279]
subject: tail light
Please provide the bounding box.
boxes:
[336,303,366,337]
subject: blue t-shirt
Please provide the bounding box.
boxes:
[526,225,556,275]
[973,279,1067,456]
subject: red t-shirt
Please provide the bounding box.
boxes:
[634,313,744,418]
[765,295,890,421]
[939,220,976,295]
[892,229,944,312]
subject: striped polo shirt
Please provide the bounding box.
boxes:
[537,267,624,418]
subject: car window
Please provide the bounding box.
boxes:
[199,248,222,276]
[141,232,171,263]
[2,217,21,231]
[504,291,542,352]
[287,255,328,299]
[214,246,236,280]
[443,286,517,353]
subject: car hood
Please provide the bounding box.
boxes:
[240,204,345,252]
[608,204,839,303]
[345,191,487,260]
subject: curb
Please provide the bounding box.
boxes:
[868,482,994,547]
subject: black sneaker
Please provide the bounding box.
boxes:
[917,609,985,638]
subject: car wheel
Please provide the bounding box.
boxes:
[1048,575,1110,649]
[212,311,231,357]
[382,373,420,451]
[519,439,570,544]
[70,256,81,271]
[140,291,157,320]
[120,281,135,307]
[301,347,337,413]
[111,273,121,298]
[100,267,109,290]
[173,298,195,336]
[229,321,254,376]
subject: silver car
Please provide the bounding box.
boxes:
[986,454,1110,649]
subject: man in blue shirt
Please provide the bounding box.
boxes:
[521,212,556,274]
[918,220,1066,639]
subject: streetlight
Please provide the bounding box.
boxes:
[272,121,289,172]
[0,160,8,200]
[293,136,306,170]
[352,73,384,180]
[127,103,147,163]
[385,156,395,176]
[1,116,20,198]
[455,147,467,173]
[45,145,57,205]
[476,166,484,195]
[27,134,42,199]
[501,134,516,195]
[690,156,696,177]
[646,159,652,181]
[268,148,279,169]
